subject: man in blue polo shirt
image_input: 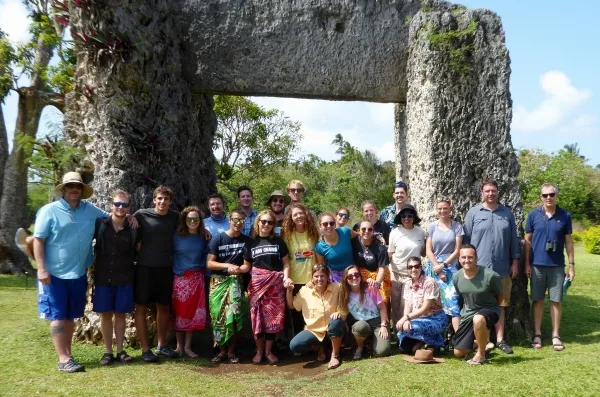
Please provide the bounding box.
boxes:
[464,178,520,355]
[33,172,109,373]
[204,193,230,236]
[524,183,574,352]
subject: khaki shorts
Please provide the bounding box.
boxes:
[499,276,512,307]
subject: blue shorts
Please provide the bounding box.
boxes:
[38,274,87,321]
[93,284,134,314]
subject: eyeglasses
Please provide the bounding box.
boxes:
[399,213,414,219]
[337,213,350,219]
[230,218,246,224]
[259,219,274,226]
[113,202,130,208]
[394,181,408,189]
[360,227,373,232]
[321,221,336,227]
[65,183,83,189]
[407,264,422,270]
[272,198,285,203]
[347,273,361,280]
[541,193,556,198]
[186,217,199,223]
[288,188,305,193]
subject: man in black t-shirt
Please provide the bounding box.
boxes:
[133,186,180,363]
[207,210,253,363]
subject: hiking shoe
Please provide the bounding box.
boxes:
[155,346,180,358]
[58,358,85,373]
[497,340,514,354]
[141,349,159,363]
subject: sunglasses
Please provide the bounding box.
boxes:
[407,264,422,270]
[272,198,285,203]
[347,273,361,280]
[399,213,414,219]
[259,219,275,226]
[360,227,374,232]
[65,183,83,189]
[337,213,350,219]
[288,188,305,193]
[321,221,336,227]
[394,181,408,189]
[186,217,200,222]
[230,218,246,224]
[541,193,556,198]
[113,202,130,208]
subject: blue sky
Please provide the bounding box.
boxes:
[2,0,598,166]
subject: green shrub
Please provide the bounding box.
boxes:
[582,226,600,255]
[572,231,582,242]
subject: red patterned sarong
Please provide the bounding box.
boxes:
[248,267,285,336]
[172,270,206,331]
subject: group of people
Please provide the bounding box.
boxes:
[19,173,575,372]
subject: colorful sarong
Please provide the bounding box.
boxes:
[329,269,344,283]
[423,254,460,317]
[248,267,285,336]
[209,274,244,346]
[397,309,448,347]
[359,267,392,303]
[172,270,206,331]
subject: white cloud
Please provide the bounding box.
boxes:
[512,71,592,133]
[558,114,598,138]
[0,0,30,43]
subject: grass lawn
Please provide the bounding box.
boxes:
[1,243,598,396]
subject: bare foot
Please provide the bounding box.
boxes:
[185,348,198,358]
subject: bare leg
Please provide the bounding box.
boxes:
[134,304,149,351]
[100,313,114,353]
[452,316,460,333]
[328,336,342,368]
[155,303,170,347]
[472,315,489,361]
[175,332,185,354]
[354,335,366,349]
[253,337,265,362]
[550,301,564,350]
[185,331,197,357]
[50,320,71,363]
[265,339,278,362]
[227,333,238,356]
[114,313,126,353]
[495,307,506,342]
[64,320,74,358]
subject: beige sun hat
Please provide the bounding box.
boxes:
[55,172,94,199]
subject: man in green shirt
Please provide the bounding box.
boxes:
[452,244,503,365]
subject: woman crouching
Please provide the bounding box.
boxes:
[286,264,345,370]
[339,265,391,360]
[396,257,447,353]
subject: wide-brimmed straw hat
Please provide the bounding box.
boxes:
[393,204,422,225]
[403,349,444,364]
[55,172,93,199]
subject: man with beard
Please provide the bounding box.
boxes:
[204,193,230,237]
[237,186,258,236]
[266,190,286,236]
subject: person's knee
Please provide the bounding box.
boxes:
[328,318,345,338]
[454,348,469,357]
[351,321,371,339]
[473,314,486,328]
[290,334,312,353]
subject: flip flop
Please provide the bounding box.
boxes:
[211,354,226,363]
[532,334,542,350]
[467,358,488,366]
[228,355,240,364]
[552,335,565,351]
[266,352,279,365]
[327,355,342,370]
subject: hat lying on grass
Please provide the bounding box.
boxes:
[403,349,444,364]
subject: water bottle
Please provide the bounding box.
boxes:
[563,278,572,295]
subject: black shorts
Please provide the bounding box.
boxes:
[134,266,173,306]
[453,308,499,351]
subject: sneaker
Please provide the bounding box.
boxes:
[497,340,514,354]
[141,349,159,363]
[58,358,85,373]
[155,346,180,358]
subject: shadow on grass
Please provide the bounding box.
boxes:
[488,354,544,365]
[559,294,600,346]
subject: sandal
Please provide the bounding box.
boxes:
[467,357,488,366]
[532,334,542,350]
[100,352,114,366]
[266,352,279,365]
[552,335,565,351]
[116,350,133,363]
[211,354,226,363]
[228,355,240,364]
[252,350,264,365]
[327,355,342,370]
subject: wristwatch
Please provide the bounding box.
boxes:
[441,262,447,268]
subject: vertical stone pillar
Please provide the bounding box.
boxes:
[394,102,408,182]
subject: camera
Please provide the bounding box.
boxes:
[545,241,557,252]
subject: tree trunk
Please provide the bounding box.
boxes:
[66,1,217,344]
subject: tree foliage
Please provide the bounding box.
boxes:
[213,96,302,192]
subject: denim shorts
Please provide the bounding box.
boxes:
[93,284,134,314]
[38,274,87,321]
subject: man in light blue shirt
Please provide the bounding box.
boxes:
[237,185,258,236]
[464,179,520,355]
[204,193,230,236]
[33,172,108,373]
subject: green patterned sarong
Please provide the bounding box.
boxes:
[209,274,244,346]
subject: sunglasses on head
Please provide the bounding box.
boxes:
[394,181,408,189]
[541,193,556,198]
[186,217,199,222]
[288,188,305,193]
[321,221,336,227]
[337,213,350,219]
[346,273,361,280]
[113,201,130,208]
[230,218,246,224]
[272,198,285,203]
[399,213,414,219]
[360,227,373,232]
[407,264,422,270]
[259,219,274,226]
[65,183,83,189]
